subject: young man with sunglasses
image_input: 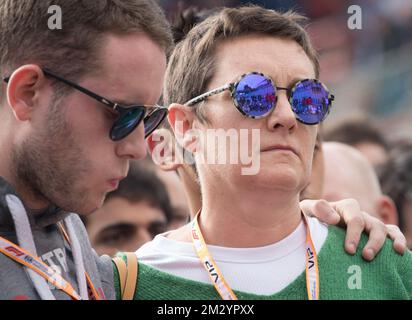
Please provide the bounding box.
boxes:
[0,0,173,300]
[121,6,412,299]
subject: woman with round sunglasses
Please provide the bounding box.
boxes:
[185,72,334,125]
[114,6,412,300]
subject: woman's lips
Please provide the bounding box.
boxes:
[261,145,298,156]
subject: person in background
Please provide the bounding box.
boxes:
[301,134,401,250]
[156,169,191,230]
[82,163,173,257]
[300,131,324,200]
[141,156,191,230]
[380,143,412,248]
[322,142,398,225]
[324,118,390,169]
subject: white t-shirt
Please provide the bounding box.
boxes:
[136,216,328,295]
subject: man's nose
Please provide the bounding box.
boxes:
[115,122,147,160]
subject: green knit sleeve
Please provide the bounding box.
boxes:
[396,249,412,299]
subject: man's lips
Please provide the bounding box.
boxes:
[107,177,126,190]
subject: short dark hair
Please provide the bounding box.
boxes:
[379,143,412,231]
[171,7,217,44]
[325,119,389,150]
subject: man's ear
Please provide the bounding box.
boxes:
[147,128,181,171]
[168,103,198,154]
[376,195,399,225]
[6,64,46,121]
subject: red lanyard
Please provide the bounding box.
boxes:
[0,223,101,300]
[191,211,320,300]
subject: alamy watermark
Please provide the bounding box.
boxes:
[48,5,62,30]
[347,265,362,290]
[347,5,362,30]
[151,121,262,176]
[47,1,108,30]
[48,4,364,31]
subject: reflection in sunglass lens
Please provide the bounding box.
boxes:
[144,108,168,138]
[233,73,276,118]
[110,107,145,141]
[291,80,331,125]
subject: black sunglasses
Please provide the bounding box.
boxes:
[2,69,168,141]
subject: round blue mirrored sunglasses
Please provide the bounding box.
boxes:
[185,72,334,125]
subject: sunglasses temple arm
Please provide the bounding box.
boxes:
[144,105,167,117]
[184,84,231,106]
[42,69,116,109]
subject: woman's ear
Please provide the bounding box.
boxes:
[168,103,199,154]
[6,64,45,121]
[147,128,181,171]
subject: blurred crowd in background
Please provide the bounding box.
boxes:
[81,0,412,256]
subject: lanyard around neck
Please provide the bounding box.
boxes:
[0,223,101,300]
[57,222,101,300]
[191,211,319,300]
[0,235,82,300]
